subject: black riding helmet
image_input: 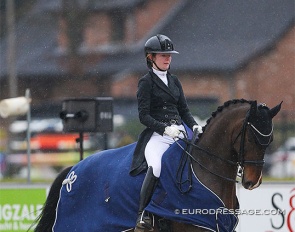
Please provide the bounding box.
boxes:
[144,34,179,68]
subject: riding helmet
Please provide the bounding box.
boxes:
[144,34,179,68]
[144,34,179,54]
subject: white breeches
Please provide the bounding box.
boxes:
[145,124,185,177]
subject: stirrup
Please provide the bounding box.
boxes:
[135,211,154,231]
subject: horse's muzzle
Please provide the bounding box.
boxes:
[242,172,262,190]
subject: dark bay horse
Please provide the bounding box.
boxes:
[34,99,282,232]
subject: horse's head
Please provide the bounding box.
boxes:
[237,101,282,190]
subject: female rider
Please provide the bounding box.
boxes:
[130,34,202,231]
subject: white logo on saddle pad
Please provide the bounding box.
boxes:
[62,171,77,192]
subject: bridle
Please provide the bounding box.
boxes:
[234,110,273,168]
[177,109,274,184]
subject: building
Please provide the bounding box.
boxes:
[0,0,294,131]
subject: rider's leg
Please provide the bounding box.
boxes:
[135,166,158,230]
[135,133,170,230]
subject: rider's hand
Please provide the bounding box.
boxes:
[164,126,180,138]
[193,124,202,134]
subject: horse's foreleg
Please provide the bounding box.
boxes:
[33,166,72,232]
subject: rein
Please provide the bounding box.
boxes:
[177,110,273,184]
[175,139,238,183]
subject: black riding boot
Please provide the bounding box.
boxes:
[135,166,159,231]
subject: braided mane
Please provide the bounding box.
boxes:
[199,99,252,138]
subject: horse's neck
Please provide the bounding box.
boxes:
[192,107,246,209]
[192,147,237,209]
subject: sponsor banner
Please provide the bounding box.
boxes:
[0,187,47,231]
[237,183,295,232]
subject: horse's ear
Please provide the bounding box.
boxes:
[249,100,257,117]
[269,101,283,118]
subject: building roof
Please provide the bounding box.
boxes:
[0,2,63,79]
[0,0,294,80]
[38,0,146,12]
[170,0,295,72]
[0,0,147,80]
[93,0,295,75]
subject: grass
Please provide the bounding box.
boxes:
[1,175,294,185]
[262,176,295,182]
[0,177,54,184]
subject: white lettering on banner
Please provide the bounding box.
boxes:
[0,205,12,221]
[0,221,36,231]
[0,222,12,230]
[13,221,18,230]
[12,205,20,221]
[0,204,43,221]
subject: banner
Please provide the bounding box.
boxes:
[237,183,295,232]
[0,187,47,231]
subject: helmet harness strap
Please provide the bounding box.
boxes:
[147,54,169,72]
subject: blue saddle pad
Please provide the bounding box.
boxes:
[146,143,238,231]
[53,130,238,232]
[53,143,142,231]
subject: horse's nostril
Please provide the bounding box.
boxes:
[244,181,253,189]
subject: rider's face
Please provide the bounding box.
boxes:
[152,53,172,71]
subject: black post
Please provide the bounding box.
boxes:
[77,132,84,161]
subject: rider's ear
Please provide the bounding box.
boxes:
[269,101,283,118]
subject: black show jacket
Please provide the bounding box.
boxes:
[130,70,197,176]
[137,70,196,134]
